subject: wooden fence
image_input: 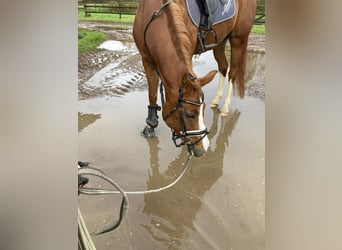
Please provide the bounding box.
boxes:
[79,0,265,24]
[255,4,265,24]
[80,0,139,17]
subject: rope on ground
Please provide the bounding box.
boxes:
[78,166,129,235]
[78,151,192,240]
[78,207,96,250]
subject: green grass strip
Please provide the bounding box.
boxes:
[78,9,265,39]
[78,28,107,53]
[78,9,135,24]
[251,24,265,34]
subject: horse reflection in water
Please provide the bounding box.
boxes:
[141,109,240,248]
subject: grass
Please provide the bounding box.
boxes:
[77,9,264,53]
[251,24,265,34]
[78,9,135,24]
[78,9,265,34]
[78,28,106,53]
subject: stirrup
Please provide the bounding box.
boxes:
[197,29,218,53]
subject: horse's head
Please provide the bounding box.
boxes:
[162,70,217,157]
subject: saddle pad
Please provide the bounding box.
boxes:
[186,0,236,28]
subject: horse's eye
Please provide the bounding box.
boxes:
[185,113,196,120]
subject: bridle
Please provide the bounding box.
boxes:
[162,87,209,148]
[143,0,209,150]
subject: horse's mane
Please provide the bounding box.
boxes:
[166,0,193,75]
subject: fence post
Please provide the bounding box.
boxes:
[83,0,91,17]
[255,1,265,24]
[119,0,122,18]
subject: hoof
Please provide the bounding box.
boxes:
[210,103,218,108]
[220,111,229,117]
[141,126,155,138]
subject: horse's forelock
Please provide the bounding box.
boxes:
[183,77,202,96]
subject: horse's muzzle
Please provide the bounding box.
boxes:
[188,134,210,157]
[192,145,206,157]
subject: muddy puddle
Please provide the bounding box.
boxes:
[79,44,265,249]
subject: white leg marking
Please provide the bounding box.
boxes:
[198,99,209,151]
[210,72,226,108]
[221,79,233,116]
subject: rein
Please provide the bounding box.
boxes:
[143,0,173,75]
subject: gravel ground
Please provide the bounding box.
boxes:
[78,21,265,100]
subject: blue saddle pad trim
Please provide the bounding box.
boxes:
[186,0,236,28]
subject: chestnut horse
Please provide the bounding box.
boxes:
[133,0,256,157]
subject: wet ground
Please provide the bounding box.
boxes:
[78,21,265,100]
[78,21,265,250]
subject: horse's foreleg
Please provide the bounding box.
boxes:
[141,59,160,137]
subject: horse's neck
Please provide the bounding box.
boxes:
[163,83,181,106]
[143,0,193,95]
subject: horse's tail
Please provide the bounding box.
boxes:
[235,44,247,98]
[230,0,256,98]
[229,36,249,98]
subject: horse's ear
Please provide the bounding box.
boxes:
[197,70,217,87]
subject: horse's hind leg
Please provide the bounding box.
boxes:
[211,39,231,115]
[217,34,249,116]
[141,59,160,137]
[229,35,249,96]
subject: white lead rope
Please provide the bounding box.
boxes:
[79,152,192,196]
[78,151,193,239]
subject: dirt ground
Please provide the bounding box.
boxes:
[78,21,265,100]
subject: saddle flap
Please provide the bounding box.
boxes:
[186,0,236,28]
